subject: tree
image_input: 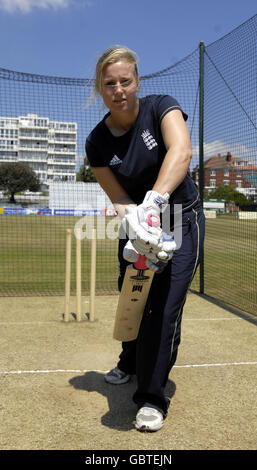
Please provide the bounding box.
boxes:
[207,185,252,207]
[76,164,86,182]
[0,162,40,203]
[76,163,97,182]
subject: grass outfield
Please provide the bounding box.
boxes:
[0,215,119,296]
[0,214,256,314]
[199,214,257,314]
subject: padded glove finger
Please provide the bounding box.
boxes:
[123,240,139,263]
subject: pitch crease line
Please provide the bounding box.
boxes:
[0,321,55,325]
[0,362,256,375]
[0,318,241,325]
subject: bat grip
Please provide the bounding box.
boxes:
[134,254,148,270]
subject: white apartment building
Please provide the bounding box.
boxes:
[0,114,77,188]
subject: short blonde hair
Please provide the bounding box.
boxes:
[93,45,139,97]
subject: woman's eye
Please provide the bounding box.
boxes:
[121,80,131,87]
[104,79,132,89]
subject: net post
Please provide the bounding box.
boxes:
[199,41,205,294]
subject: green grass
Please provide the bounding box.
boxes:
[0,215,119,296]
[191,214,257,314]
[0,213,256,315]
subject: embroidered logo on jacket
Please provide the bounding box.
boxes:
[109,155,122,166]
[141,129,158,150]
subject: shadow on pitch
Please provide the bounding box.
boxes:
[69,371,176,431]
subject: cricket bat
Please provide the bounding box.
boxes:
[113,254,154,342]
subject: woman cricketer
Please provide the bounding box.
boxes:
[85,45,205,432]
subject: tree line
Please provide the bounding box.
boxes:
[0,161,254,207]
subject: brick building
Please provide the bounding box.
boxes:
[192,152,257,202]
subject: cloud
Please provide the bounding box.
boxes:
[192,140,255,162]
[0,0,75,13]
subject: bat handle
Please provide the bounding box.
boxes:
[134,254,148,270]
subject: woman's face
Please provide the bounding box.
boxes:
[101,60,139,114]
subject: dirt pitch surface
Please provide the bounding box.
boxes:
[0,292,256,452]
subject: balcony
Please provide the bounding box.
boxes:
[49,125,77,134]
[48,136,76,143]
[19,133,48,140]
[19,116,49,129]
[0,144,18,151]
[19,146,48,153]
[19,155,48,162]
[47,159,76,165]
[49,149,76,156]
[0,155,18,161]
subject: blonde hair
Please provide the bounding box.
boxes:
[92,45,139,99]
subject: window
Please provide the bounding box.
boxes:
[224,180,230,185]
[224,169,229,176]
[210,179,216,188]
[210,169,216,176]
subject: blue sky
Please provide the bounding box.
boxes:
[0,0,256,78]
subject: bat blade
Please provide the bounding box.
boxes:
[113,259,154,342]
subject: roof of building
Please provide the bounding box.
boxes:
[195,153,257,171]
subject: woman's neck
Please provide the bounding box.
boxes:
[106,99,139,136]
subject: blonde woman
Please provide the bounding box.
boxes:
[85,46,205,431]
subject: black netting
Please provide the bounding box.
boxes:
[0,14,256,316]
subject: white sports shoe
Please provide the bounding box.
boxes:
[104,367,131,385]
[135,406,164,432]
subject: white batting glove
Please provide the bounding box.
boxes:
[122,191,170,255]
[157,232,177,261]
[145,232,176,272]
[123,240,139,263]
[145,258,169,274]
[134,190,170,254]
[123,237,176,274]
[137,190,170,232]
[122,206,162,255]
[123,240,167,273]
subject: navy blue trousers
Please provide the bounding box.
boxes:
[117,202,205,416]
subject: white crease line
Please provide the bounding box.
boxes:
[0,369,108,375]
[174,361,257,368]
[184,318,240,321]
[0,318,242,325]
[0,362,256,375]
[0,321,55,325]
